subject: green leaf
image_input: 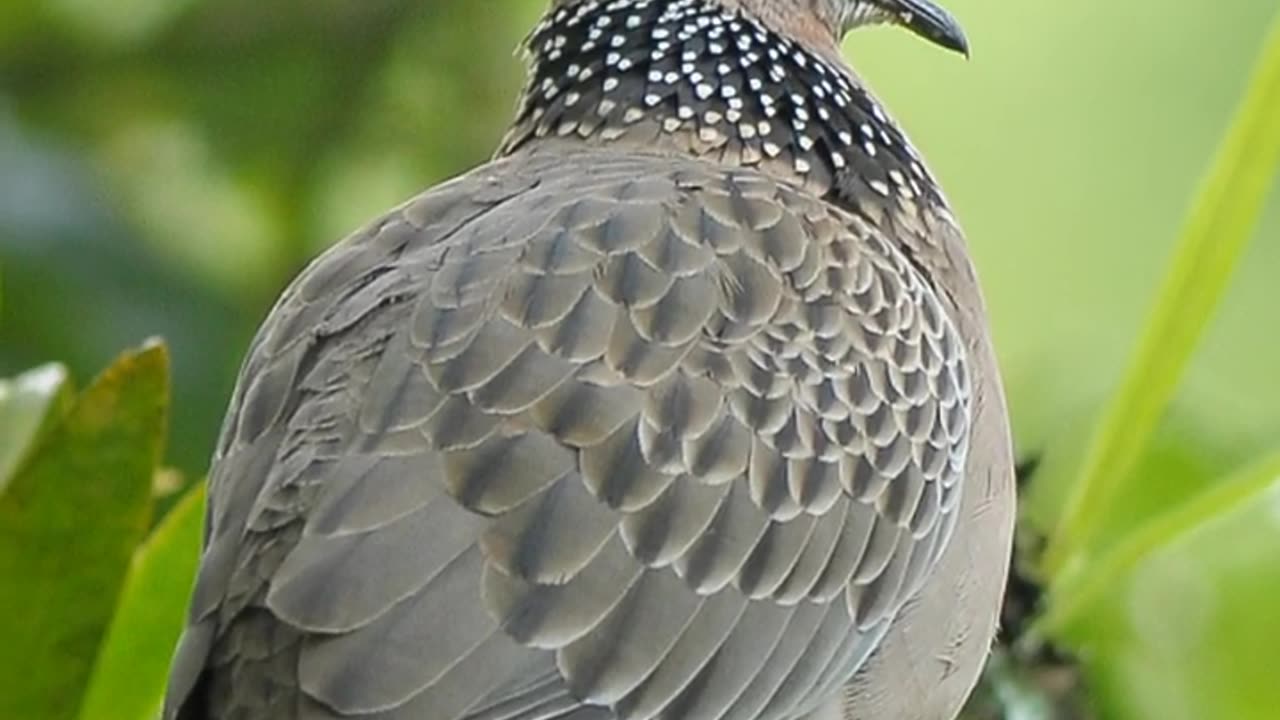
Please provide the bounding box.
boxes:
[0,343,170,720]
[0,363,73,493]
[1048,452,1280,719]
[1042,10,1280,577]
[1041,451,1280,634]
[78,481,205,720]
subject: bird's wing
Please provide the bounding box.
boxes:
[164,148,972,720]
[840,218,1015,720]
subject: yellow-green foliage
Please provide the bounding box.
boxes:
[1,1,1278,718]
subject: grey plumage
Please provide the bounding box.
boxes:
[165,1,1014,719]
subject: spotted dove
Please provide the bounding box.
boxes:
[163,0,1016,718]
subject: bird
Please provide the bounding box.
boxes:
[163,0,1015,718]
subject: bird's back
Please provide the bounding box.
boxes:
[165,2,1014,718]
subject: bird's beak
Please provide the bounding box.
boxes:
[884,0,970,57]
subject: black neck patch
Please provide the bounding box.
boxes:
[503,0,946,210]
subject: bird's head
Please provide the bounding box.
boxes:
[823,0,968,54]
[547,0,969,57]
[756,0,969,56]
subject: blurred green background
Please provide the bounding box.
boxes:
[1,0,1278,718]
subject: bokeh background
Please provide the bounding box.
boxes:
[2,0,1278,718]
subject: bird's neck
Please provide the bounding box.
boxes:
[500,0,949,215]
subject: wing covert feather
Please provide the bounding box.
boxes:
[166,150,974,720]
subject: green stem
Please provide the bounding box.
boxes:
[1039,452,1280,635]
[1041,10,1280,578]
